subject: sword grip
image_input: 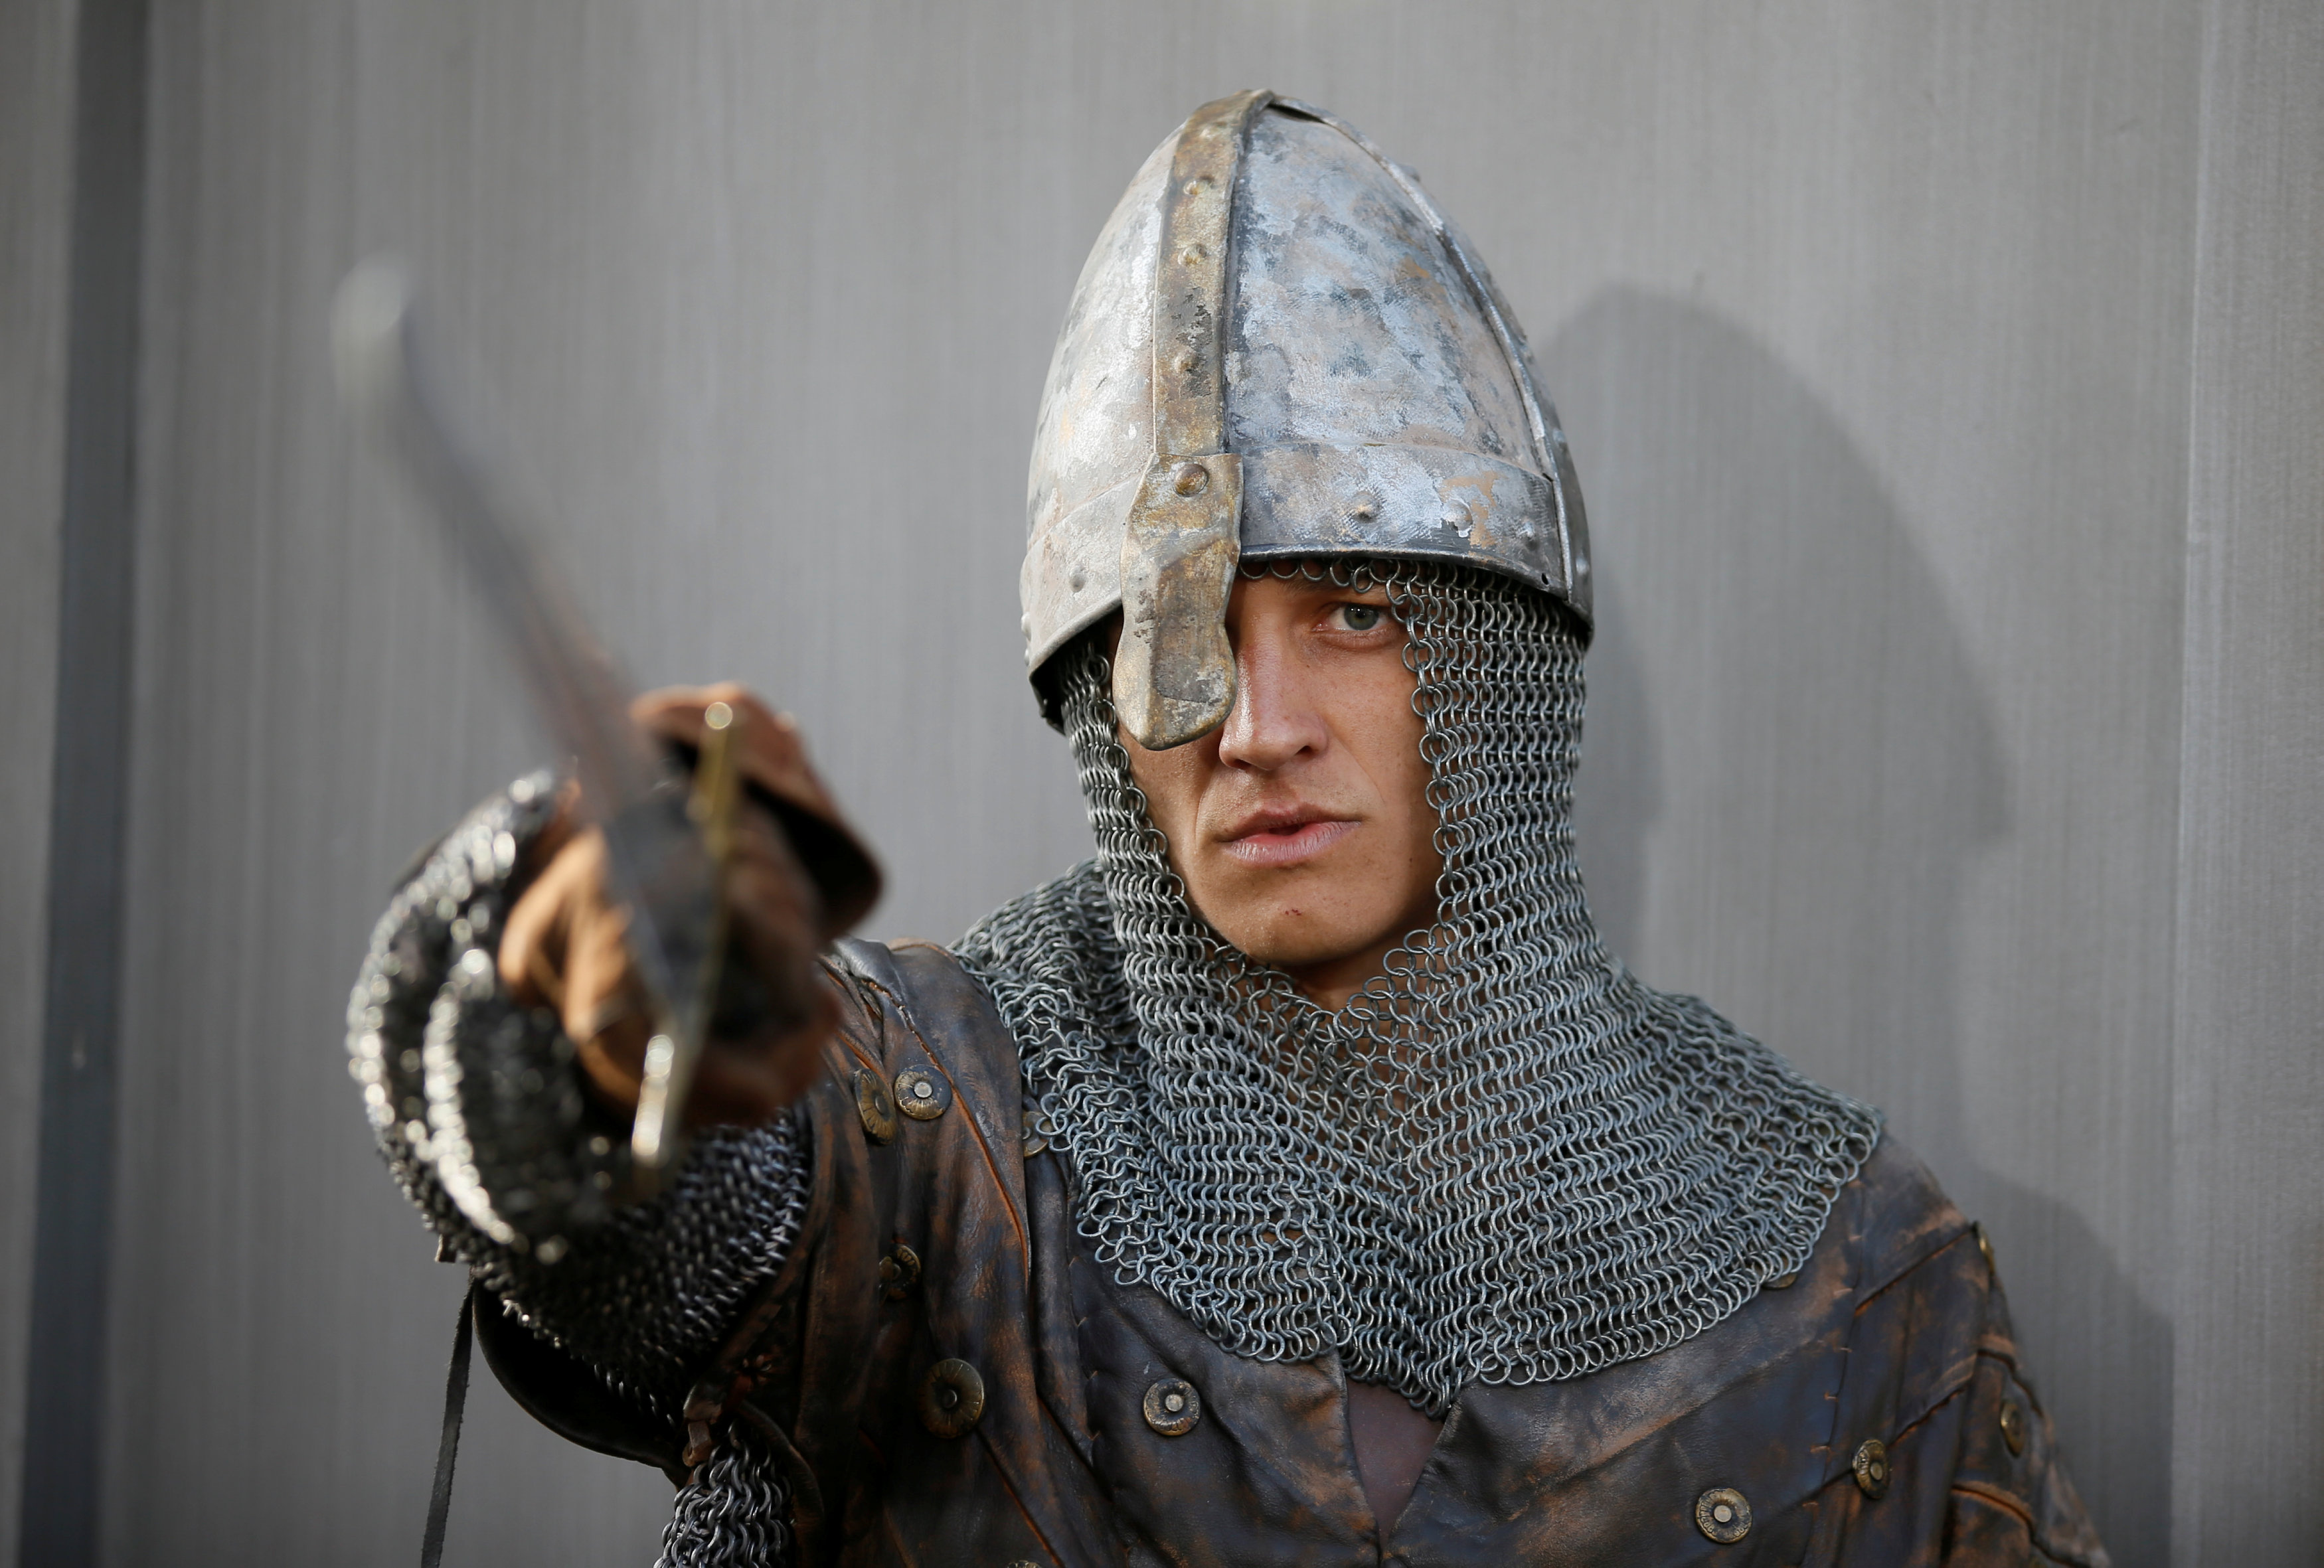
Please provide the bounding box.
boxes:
[629,700,746,1185]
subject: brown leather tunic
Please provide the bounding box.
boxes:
[487,939,2109,1567]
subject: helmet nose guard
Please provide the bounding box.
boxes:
[1022,92,1592,742]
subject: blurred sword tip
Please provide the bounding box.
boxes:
[331,254,418,426]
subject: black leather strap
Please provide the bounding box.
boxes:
[420,1281,478,1568]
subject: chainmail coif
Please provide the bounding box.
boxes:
[957,559,1882,1416]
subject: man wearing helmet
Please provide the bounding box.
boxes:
[353,94,2107,1566]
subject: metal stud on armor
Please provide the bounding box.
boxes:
[1695,1488,1752,1545]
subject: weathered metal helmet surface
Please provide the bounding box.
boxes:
[1022,91,1591,746]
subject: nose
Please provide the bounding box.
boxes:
[1215,619,1327,773]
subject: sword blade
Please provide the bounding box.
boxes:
[332,257,716,1179]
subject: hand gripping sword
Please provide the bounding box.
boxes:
[332,256,730,1193]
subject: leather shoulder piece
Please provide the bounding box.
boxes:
[831,934,910,1001]
[1829,1141,1987,1445]
[1805,1141,2112,1566]
[472,1291,685,1482]
[735,939,1093,1566]
[1942,1246,2113,1565]
[833,936,1031,1237]
[1847,1136,1973,1297]
[831,939,1025,1109]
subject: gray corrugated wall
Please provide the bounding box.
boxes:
[2171,0,2324,1560]
[5,0,2315,1562]
[0,0,79,1553]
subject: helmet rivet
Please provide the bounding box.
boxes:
[1068,565,1088,592]
[1183,177,1208,196]
[1171,461,1210,497]
[1173,349,1199,375]
[1176,245,1205,266]
[1439,501,1472,530]
[1020,613,1032,639]
[1520,521,1538,544]
[1350,495,1377,522]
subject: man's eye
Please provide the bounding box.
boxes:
[1333,603,1386,632]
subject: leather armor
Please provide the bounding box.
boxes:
[472,936,2107,1567]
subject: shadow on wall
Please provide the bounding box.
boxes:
[1551,287,2167,1561]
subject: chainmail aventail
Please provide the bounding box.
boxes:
[957,561,1882,1416]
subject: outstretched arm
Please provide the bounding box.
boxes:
[347,686,872,1421]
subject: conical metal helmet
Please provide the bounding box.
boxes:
[1021,90,1591,747]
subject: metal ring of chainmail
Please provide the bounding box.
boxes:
[956,557,1882,1416]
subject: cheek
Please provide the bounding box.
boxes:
[1395,769,1440,884]
[1121,740,1203,856]
[1355,688,1441,887]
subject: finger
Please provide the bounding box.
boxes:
[500,823,610,1006]
[566,887,655,1113]
[573,957,835,1127]
[562,882,648,1050]
[575,1008,653,1112]
[519,775,586,874]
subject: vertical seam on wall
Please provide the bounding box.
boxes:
[2167,4,2228,1561]
[17,2,150,1565]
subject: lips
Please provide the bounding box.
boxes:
[1217,811,1359,869]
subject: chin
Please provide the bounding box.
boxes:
[1216,912,1374,973]
[1183,863,1417,975]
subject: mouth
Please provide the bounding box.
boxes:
[1217,809,1360,869]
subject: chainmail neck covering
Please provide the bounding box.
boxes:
[957,560,1881,1415]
